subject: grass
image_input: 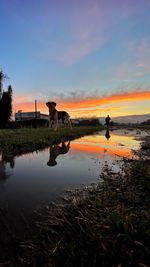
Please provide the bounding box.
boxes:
[0,124,149,156]
[0,135,149,267]
[0,126,149,266]
[0,126,101,155]
[28,160,149,267]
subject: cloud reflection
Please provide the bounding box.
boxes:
[70,132,138,159]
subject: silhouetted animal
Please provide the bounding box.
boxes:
[46,101,72,130]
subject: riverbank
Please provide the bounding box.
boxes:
[0,130,149,266]
[0,126,101,156]
[0,125,149,156]
[0,128,150,267]
[0,125,149,155]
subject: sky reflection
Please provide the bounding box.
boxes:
[0,129,144,220]
[71,129,140,159]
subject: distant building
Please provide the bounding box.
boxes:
[15,111,49,121]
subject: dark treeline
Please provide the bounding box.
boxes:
[0,71,13,128]
[73,118,101,127]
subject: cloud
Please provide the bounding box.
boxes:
[14,94,35,103]
[35,0,138,64]
[44,85,150,106]
[59,36,107,65]
[2,0,150,66]
[13,100,46,114]
[13,89,150,118]
[115,38,150,81]
[57,1,109,64]
[136,38,150,74]
[136,63,145,68]
[133,72,145,77]
[40,0,150,64]
[57,90,150,109]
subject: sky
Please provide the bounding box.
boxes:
[0,0,150,119]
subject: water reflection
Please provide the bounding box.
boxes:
[71,130,141,159]
[0,161,8,182]
[0,129,146,223]
[47,141,71,167]
[0,151,14,183]
[2,152,15,168]
[105,129,111,140]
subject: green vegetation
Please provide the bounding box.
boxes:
[18,159,149,267]
[0,132,149,267]
[0,126,101,155]
[0,126,149,157]
[0,127,150,267]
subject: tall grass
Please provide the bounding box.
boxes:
[0,128,149,266]
[8,159,149,267]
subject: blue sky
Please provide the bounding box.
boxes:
[0,0,150,118]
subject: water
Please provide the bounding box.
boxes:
[0,129,146,218]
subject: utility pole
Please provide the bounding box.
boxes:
[35,99,37,118]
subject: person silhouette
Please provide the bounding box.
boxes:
[105,129,111,140]
[105,115,111,127]
[47,141,70,167]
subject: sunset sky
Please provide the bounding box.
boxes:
[0,0,150,118]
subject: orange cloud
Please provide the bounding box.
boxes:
[13,90,150,118]
[57,90,150,109]
[13,101,46,113]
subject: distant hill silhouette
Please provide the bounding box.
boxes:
[98,114,150,124]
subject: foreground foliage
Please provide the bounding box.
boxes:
[2,163,149,266]
[20,160,149,267]
[0,126,100,155]
[0,132,149,267]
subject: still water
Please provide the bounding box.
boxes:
[0,129,146,217]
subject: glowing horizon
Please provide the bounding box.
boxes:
[13,90,150,118]
[1,0,150,118]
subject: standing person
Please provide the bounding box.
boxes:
[105,115,111,127]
